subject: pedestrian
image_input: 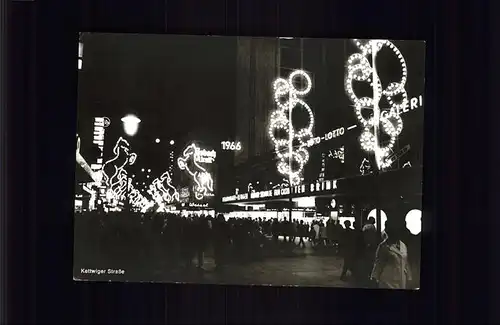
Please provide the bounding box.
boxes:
[340,220,356,281]
[370,221,413,289]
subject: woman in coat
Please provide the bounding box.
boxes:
[370,221,413,289]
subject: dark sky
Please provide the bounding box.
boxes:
[75,34,426,186]
[77,33,237,177]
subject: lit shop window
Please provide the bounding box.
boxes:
[78,42,83,70]
[368,209,388,232]
[405,209,422,235]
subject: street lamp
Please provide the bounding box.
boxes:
[155,138,161,143]
[170,140,175,145]
[121,114,141,136]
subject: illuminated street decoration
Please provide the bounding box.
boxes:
[149,171,180,208]
[148,183,165,212]
[128,183,150,211]
[359,158,373,175]
[76,135,102,183]
[177,143,215,200]
[159,171,180,203]
[329,146,345,164]
[102,137,137,205]
[345,39,407,170]
[268,70,314,185]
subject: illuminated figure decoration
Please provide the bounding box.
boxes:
[177,143,215,201]
[360,158,373,175]
[102,137,137,205]
[345,39,407,170]
[149,180,168,212]
[402,161,412,168]
[128,184,150,212]
[148,171,179,212]
[76,135,102,183]
[159,171,180,203]
[329,146,345,164]
[268,70,314,185]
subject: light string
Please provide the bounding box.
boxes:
[268,70,314,185]
[345,39,407,169]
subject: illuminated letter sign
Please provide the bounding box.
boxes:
[177,143,215,201]
[194,147,216,164]
[268,70,314,186]
[91,117,110,171]
[345,39,408,170]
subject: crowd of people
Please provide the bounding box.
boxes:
[74,211,420,288]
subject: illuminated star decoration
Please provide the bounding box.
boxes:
[268,70,314,185]
[102,137,137,207]
[177,143,214,200]
[345,39,407,170]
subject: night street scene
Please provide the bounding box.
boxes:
[73,33,425,290]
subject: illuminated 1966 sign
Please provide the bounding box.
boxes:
[221,141,242,151]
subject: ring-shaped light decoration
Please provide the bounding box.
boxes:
[268,70,314,186]
[345,39,408,169]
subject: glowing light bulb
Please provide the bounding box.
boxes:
[155,138,160,143]
[170,140,175,145]
[121,114,141,136]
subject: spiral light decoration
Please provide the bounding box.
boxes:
[345,39,408,169]
[268,70,314,185]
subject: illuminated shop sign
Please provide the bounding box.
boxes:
[194,147,216,164]
[188,202,209,208]
[90,117,110,172]
[221,179,339,203]
[178,143,215,200]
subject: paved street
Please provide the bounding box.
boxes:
[199,255,351,287]
[152,240,353,287]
